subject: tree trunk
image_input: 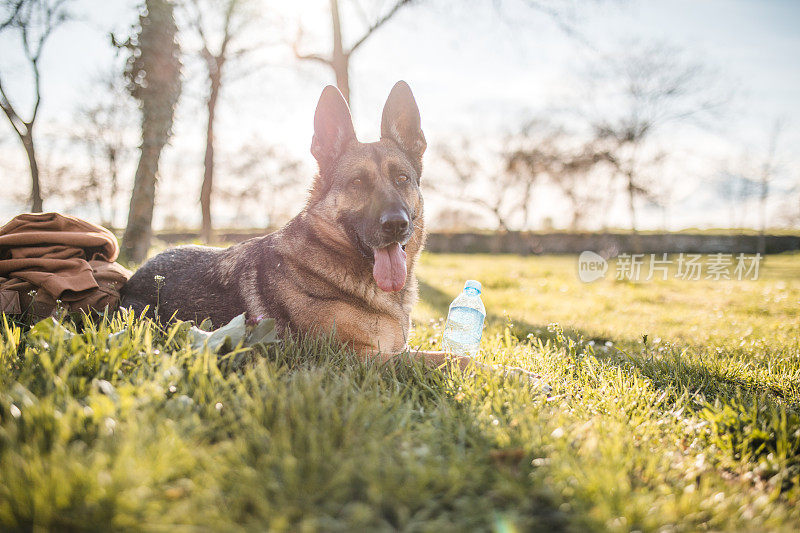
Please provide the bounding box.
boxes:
[201,69,222,244]
[107,146,119,228]
[333,56,350,107]
[329,0,350,105]
[757,174,768,256]
[520,181,533,229]
[627,172,637,232]
[122,129,166,264]
[570,203,581,231]
[120,0,182,264]
[493,208,510,232]
[21,131,43,212]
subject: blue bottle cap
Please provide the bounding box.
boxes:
[464,280,481,294]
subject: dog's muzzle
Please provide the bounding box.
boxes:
[379,209,410,242]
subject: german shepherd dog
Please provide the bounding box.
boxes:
[122,82,539,378]
[123,82,432,357]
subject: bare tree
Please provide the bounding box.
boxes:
[756,119,785,253]
[714,165,758,230]
[0,0,71,212]
[436,137,546,232]
[117,0,182,263]
[293,0,413,105]
[513,140,611,230]
[1,0,24,29]
[713,119,786,237]
[504,118,617,230]
[588,42,723,231]
[505,121,578,228]
[67,71,137,227]
[504,126,559,229]
[184,0,260,243]
[291,0,609,107]
[785,180,800,229]
[216,139,307,228]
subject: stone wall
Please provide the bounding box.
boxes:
[424,232,800,255]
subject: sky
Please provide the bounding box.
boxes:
[0,0,798,230]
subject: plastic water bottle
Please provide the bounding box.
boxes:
[443,280,486,357]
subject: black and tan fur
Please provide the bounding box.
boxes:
[122,81,428,356]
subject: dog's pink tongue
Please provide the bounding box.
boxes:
[372,243,407,292]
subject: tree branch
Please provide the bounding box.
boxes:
[348,0,411,55]
[292,24,332,66]
[29,58,41,125]
[1,0,25,30]
[293,46,332,65]
[0,74,25,137]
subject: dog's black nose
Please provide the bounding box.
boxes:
[380,210,410,239]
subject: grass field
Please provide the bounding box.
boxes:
[1,252,799,531]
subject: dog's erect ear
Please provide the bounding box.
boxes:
[311,85,357,171]
[381,81,426,174]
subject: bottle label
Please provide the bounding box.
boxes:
[443,306,484,357]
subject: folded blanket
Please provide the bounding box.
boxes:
[0,212,131,318]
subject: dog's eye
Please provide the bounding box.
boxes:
[397,175,409,184]
[351,178,363,187]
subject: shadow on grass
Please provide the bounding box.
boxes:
[0,312,574,531]
[419,279,800,495]
[226,334,577,530]
[417,278,613,346]
[418,278,796,409]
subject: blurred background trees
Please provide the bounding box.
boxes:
[185,0,261,243]
[67,71,137,227]
[293,0,413,106]
[216,140,305,228]
[509,129,612,231]
[0,0,796,244]
[586,43,726,231]
[117,0,182,263]
[436,138,521,232]
[0,0,71,212]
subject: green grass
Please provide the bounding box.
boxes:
[1,252,799,531]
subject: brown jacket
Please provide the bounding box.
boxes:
[0,212,131,318]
